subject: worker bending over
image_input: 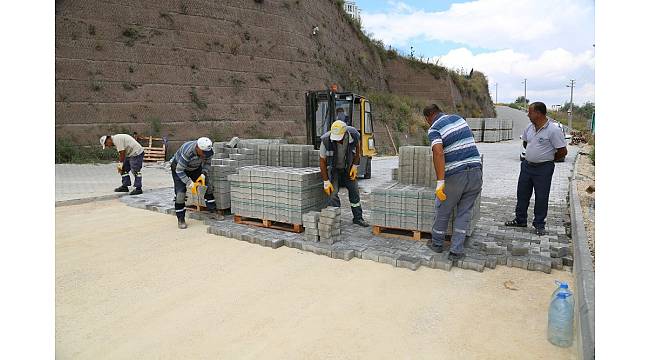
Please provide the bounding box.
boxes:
[171,137,216,229]
[100,134,145,195]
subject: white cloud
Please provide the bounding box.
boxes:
[362,0,595,53]
[432,47,595,105]
[359,0,595,106]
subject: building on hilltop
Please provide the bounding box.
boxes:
[343,1,361,23]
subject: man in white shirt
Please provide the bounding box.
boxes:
[100,134,145,195]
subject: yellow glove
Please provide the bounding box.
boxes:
[435,180,447,201]
[323,180,334,196]
[191,174,206,195]
[116,163,123,174]
[349,164,359,181]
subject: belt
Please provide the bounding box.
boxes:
[525,160,553,167]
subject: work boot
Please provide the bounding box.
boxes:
[129,188,143,195]
[426,242,444,253]
[534,227,547,236]
[114,185,129,192]
[178,219,187,229]
[505,219,526,227]
[353,218,370,227]
[448,252,465,261]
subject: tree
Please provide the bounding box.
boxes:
[515,96,529,104]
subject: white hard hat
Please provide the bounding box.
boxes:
[197,137,213,151]
[99,135,107,149]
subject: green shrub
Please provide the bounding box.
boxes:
[55,137,116,163]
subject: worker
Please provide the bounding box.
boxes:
[171,137,216,229]
[335,107,351,126]
[423,104,483,261]
[100,134,145,195]
[319,120,369,227]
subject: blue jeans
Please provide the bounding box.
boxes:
[431,165,483,255]
[515,160,555,229]
[121,152,144,188]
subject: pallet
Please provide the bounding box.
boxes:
[372,225,431,241]
[186,205,230,216]
[136,135,166,162]
[234,215,303,233]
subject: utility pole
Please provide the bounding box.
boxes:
[567,79,575,130]
[522,79,527,109]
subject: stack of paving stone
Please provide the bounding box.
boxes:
[397,146,437,187]
[371,147,483,236]
[391,168,399,181]
[228,166,326,224]
[302,211,320,241]
[503,119,513,140]
[483,118,501,142]
[257,144,316,168]
[318,207,341,244]
[465,118,484,142]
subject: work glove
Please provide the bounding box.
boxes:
[349,164,359,181]
[323,180,334,196]
[435,180,447,201]
[190,174,206,195]
[116,163,124,174]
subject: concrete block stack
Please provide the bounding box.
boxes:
[318,207,341,244]
[206,162,238,209]
[302,211,320,242]
[228,166,326,224]
[370,149,483,236]
[397,146,437,187]
[256,144,316,168]
[309,149,321,167]
[482,118,501,142]
[465,118,484,142]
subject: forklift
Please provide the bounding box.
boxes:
[305,86,377,178]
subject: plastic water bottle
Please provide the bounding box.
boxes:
[551,281,574,312]
[547,292,574,347]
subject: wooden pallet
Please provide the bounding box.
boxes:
[186,205,230,216]
[372,225,431,241]
[136,135,166,162]
[234,215,303,233]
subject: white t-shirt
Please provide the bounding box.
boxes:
[112,134,144,158]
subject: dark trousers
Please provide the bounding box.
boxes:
[515,160,555,229]
[327,168,363,220]
[171,162,215,220]
[121,152,144,188]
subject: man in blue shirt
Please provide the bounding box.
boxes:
[424,104,483,261]
[171,137,215,229]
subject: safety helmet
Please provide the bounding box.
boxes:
[330,120,347,141]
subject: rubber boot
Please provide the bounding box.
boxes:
[175,202,187,229]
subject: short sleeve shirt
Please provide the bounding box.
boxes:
[112,134,144,158]
[522,120,566,162]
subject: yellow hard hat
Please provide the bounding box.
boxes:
[330,120,347,141]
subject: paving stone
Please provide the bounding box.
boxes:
[361,249,381,262]
[397,255,421,271]
[377,252,399,267]
[507,256,530,270]
[331,249,355,261]
[459,258,486,272]
[562,255,574,267]
[528,255,552,274]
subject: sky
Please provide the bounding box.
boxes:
[354,0,595,106]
